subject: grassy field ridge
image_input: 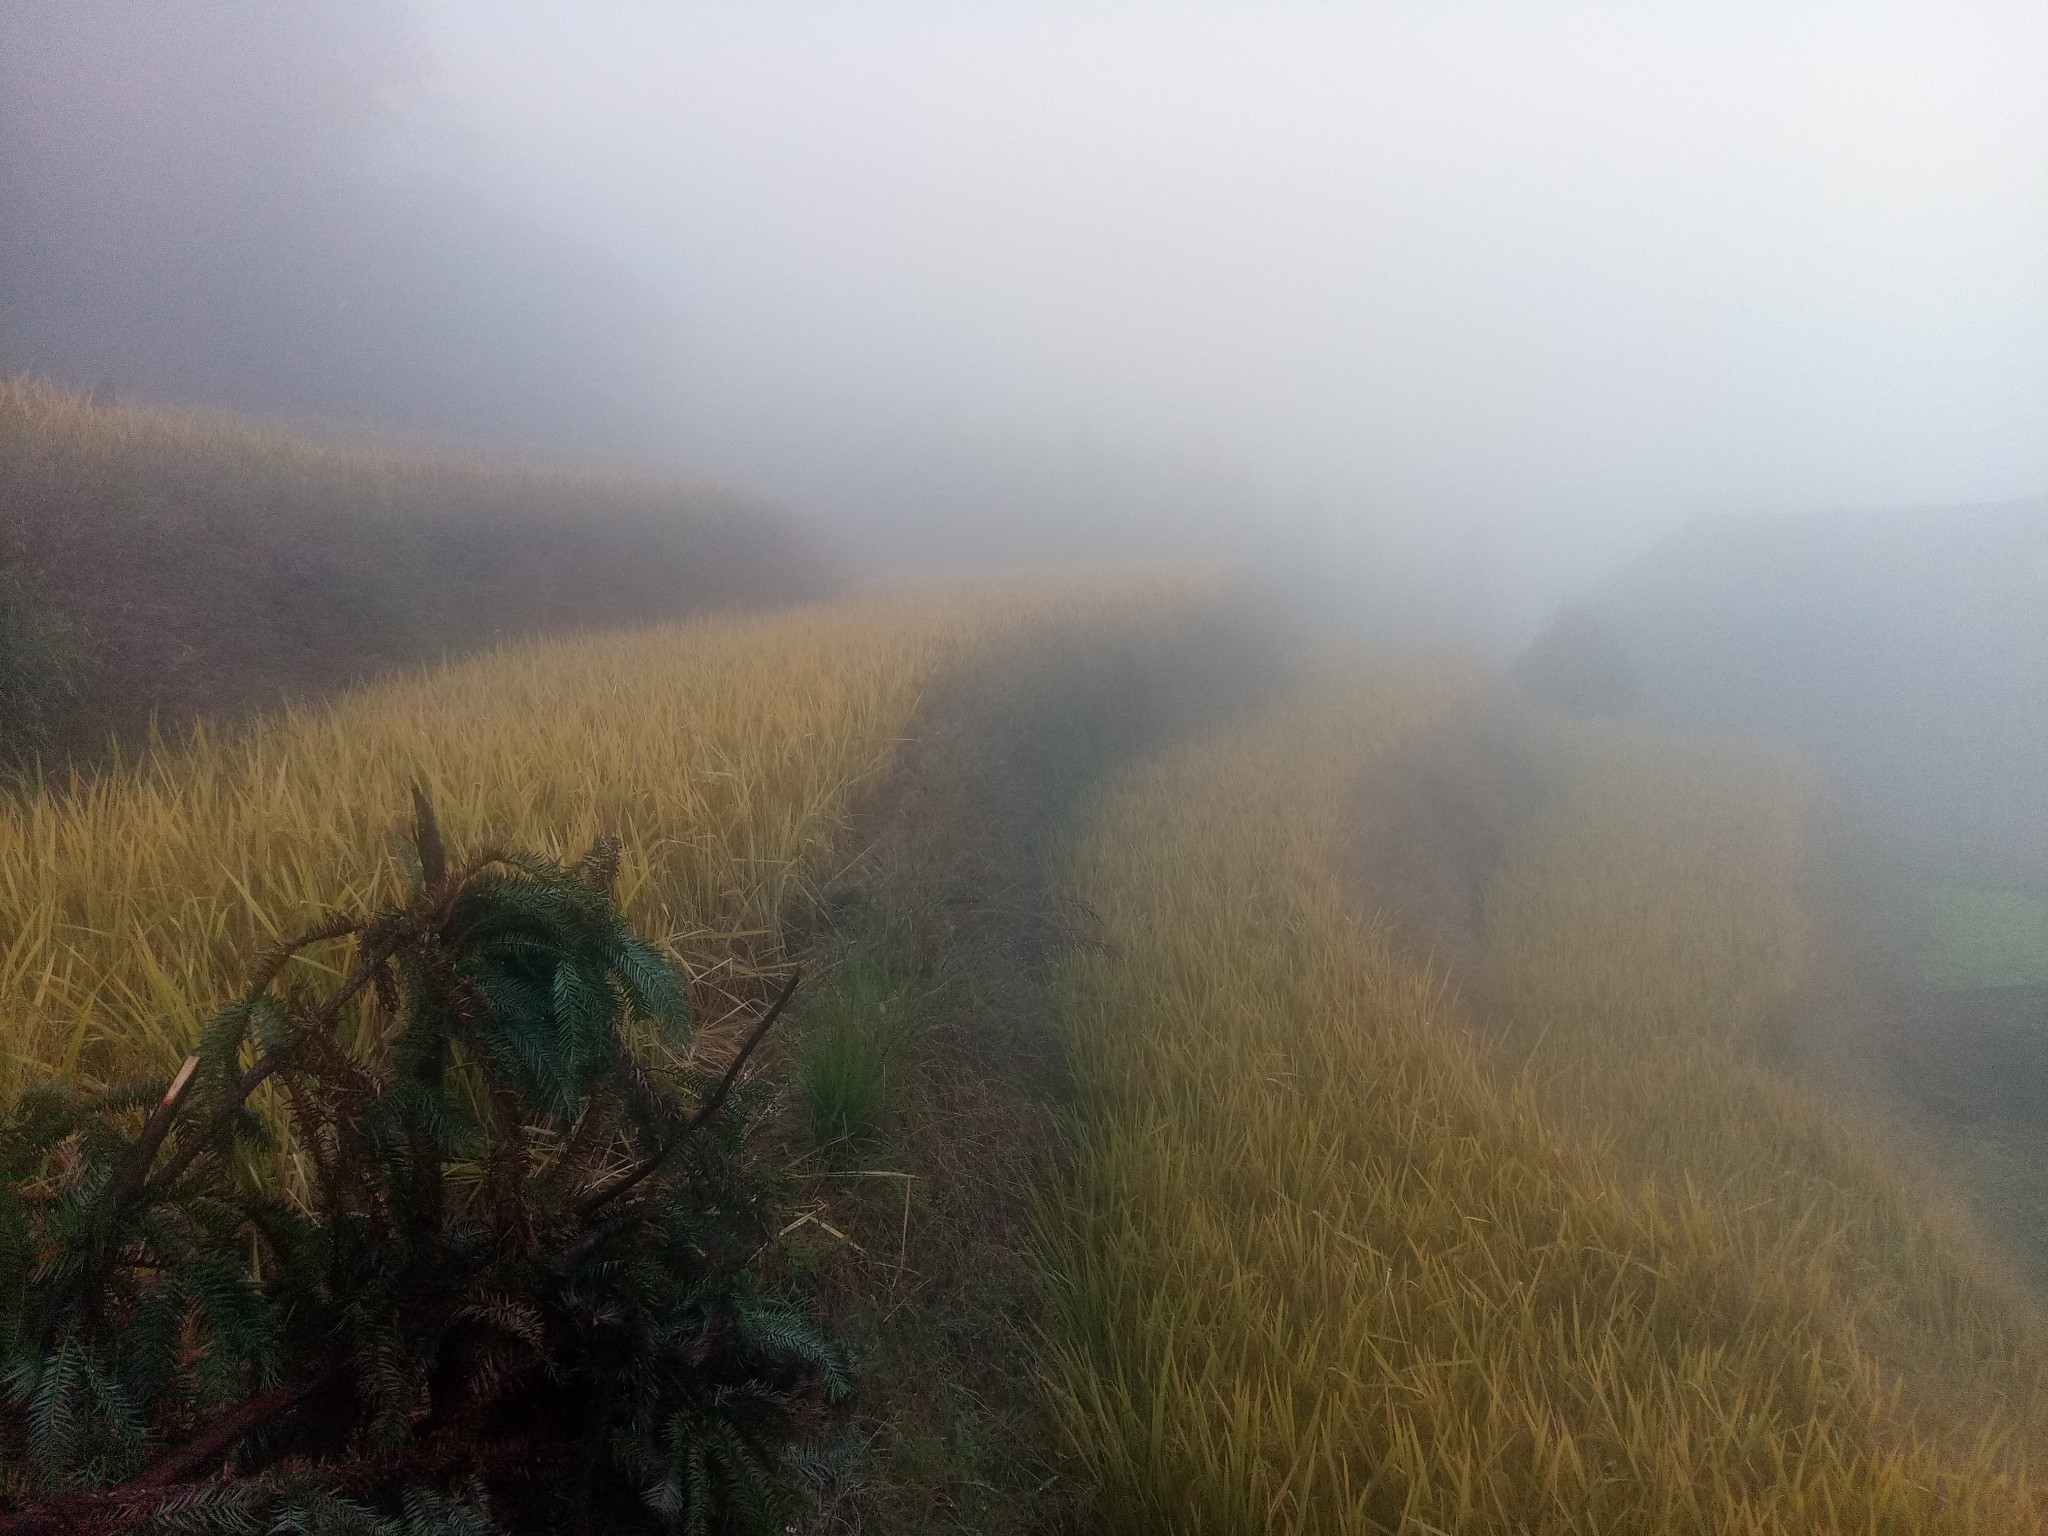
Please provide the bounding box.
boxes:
[0,578,1209,1124]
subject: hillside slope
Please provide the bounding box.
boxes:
[1587,498,2048,880]
[0,375,829,763]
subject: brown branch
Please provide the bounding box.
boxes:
[127,1365,345,1488]
[102,1054,197,1210]
[411,783,447,891]
[141,921,416,1200]
[245,911,367,1000]
[0,1377,560,1536]
[0,1368,342,1536]
[571,969,800,1226]
[98,904,366,1216]
[0,1494,110,1535]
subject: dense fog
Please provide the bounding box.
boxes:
[4,0,2045,640]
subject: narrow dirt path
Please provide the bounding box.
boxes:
[1343,698,1538,1017]
[781,611,1278,1535]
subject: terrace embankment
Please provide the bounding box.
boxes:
[0,375,830,766]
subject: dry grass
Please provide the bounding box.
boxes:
[0,577,1202,1119]
[1039,664,2048,1533]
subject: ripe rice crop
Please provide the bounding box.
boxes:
[1040,666,2048,1533]
[0,576,1198,1113]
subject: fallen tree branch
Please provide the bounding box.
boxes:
[127,1365,345,1488]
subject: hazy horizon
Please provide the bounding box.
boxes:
[6,0,2045,641]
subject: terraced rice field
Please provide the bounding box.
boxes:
[1039,667,2048,1533]
[13,579,2048,1532]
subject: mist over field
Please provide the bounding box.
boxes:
[18,7,2048,1526]
[5,0,2044,642]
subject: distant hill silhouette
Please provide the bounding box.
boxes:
[1586,497,2048,882]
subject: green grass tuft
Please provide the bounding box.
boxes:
[799,931,921,1147]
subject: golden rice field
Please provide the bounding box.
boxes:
[1040,665,2048,1533]
[0,575,1199,1111]
[17,557,2048,1531]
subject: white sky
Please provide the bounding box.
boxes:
[413,0,2048,633]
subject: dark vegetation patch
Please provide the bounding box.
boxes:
[0,376,830,769]
[0,794,842,1535]
[1892,984,2048,1128]
[767,609,1281,1534]
[0,570,82,762]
